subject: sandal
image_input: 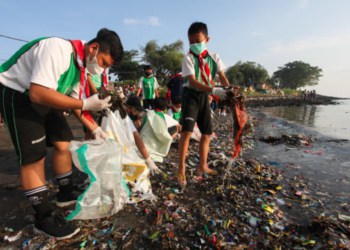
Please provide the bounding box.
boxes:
[176,173,187,187]
[196,167,218,177]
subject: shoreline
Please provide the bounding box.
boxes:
[0,102,349,248]
[245,94,343,107]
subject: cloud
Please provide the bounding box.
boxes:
[123,16,160,26]
[148,16,160,26]
[268,33,350,54]
[253,31,350,87]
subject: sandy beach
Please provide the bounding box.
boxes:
[0,101,349,248]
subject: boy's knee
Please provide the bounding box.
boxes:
[52,141,70,153]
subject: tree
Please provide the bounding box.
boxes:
[272,61,322,89]
[109,50,142,82]
[142,40,184,85]
[225,61,269,86]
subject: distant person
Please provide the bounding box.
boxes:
[311,90,316,103]
[154,97,181,139]
[136,65,159,109]
[166,72,184,104]
[177,22,230,186]
[167,96,182,122]
[0,28,123,239]
[210,94,218,112]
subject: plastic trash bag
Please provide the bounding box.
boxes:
[68,139,130,220]
[101,110,156,202]
[139,110,173,162]
[191,123,202,142]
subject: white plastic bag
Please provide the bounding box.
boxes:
[139,110,173,162]
[101,110,156,202]
[68,139,130,220]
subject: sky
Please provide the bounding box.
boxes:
[0,0,349,97]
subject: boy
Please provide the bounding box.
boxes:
[136,65,159,109]
[0,28,123,239]
[177,22,230,186]
[124,95,160,174]
[167,96,182,122]
[166,72,183,105]
[154,97,181,139]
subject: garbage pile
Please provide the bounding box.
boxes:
[259,134,313,147]
[97,89,127,119]
[1,112,350,249]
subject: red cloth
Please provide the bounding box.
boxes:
[212,94,219,103]
[190,50,213,86]
[166,89,171,101]
[102,70,108,90]
[70,40,93,123]
[232,100,248,159]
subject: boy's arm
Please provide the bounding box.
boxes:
[136,77,143,96]
[133,126,160,174]
[72,109,107,140]
[154,77,160,97]
[218,71,230,87]
[72,109,98,132]
[30,83,83,109]
[87,74,99,95]
[187,75,213,92]
[133,131,150,159]
[30,83,111,111]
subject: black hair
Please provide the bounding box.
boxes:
[173,96,181,105]
[88,28,124,67]
[143,65,152,71]
[154,97,167,111]
[188,22,208,36]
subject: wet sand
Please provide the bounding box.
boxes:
[246,108,350,223]
[0,105,349,248]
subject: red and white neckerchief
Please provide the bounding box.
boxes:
[70,40,94,123]
[102,70,108,90]
[190,50,214,87]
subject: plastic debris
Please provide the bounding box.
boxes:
[1,107,349,249]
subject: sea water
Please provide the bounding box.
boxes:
[261,99,350,140]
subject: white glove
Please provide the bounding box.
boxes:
[145,157,162,175]
[212,87,227,100]
[82,94,112,111]
[92,127,107,140]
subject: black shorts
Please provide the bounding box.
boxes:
[0,84,73,166]
[143,99,155,109]
[180,88,212,134]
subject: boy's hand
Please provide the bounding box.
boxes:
[145,157,162,175]
[92,127,108,140]
[82,94,112,111]
[212,87,227,100]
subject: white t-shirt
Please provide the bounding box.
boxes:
[182,51,226,88]
[137,76,159,99]
[0,37,77,94]
[128,117,137,133]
